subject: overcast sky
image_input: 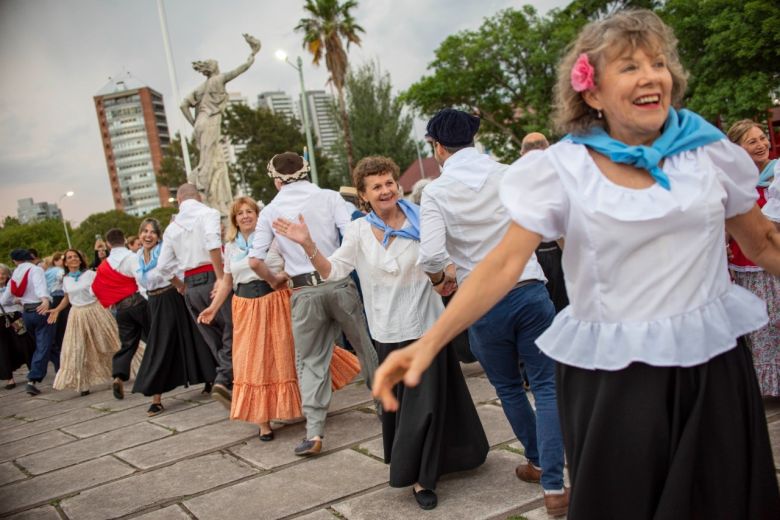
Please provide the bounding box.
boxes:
[0,0,568,224]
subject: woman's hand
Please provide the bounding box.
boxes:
[46,309,59,325]
[197,306,218,325]
[273,215,312,246]
[372,338,439,411]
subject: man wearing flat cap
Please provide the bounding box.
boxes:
[1,249,54,395]
[417,109,566,503]
[248,152,378,457]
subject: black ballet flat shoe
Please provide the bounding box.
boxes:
[413,488,438,510]
[259,429,274,442]
[202,382,213,395]
[112,380,124,400]
[147,403,164,417]
[80,390,90,396]
[4,383,16,390]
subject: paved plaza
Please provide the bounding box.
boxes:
[0,362,779,520]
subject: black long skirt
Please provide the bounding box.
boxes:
[0,313,35,380]
[132,286,216,396]
[557,343,780,520]
[376,340,489,490]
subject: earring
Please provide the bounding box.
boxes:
[597,110,603,119]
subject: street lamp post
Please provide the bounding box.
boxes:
[275,50,319,186]
[58,191,74,248]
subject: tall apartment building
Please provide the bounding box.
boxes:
[257,91,299,122]
[93,72,171,216]
[16,198,62,224]
[302,90,339,156]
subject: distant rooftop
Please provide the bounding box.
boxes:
[95,71,148,97]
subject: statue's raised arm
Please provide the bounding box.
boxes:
[179,33,261,215]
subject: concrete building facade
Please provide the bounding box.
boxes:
[93,72,171,216]
[16,198,62,224]
[302,90,339,155]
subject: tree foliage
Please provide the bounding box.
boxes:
[222,104,338,204]
[296,0,365,172]
[158,133,199,190]
[661,0,780,124]
[0,219,73,262]
[330,62,420,177]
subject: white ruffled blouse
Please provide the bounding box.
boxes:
[501,138,767,370]
[761,161,780,223]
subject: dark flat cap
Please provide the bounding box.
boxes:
[10,249,34,262]
[425,108,480,147]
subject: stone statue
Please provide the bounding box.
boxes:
[180,33,261,215]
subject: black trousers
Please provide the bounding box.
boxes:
[112,296,150,381]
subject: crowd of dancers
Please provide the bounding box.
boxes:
[2,9,780,519]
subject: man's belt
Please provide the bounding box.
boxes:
[513,279,541,290]
[115,292,144,311]
[289,271,324,289]
[147,285,175,297]
[185,264,214,278]
[236,280,273,298]
[22,302,42,313]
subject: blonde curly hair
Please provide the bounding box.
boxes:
[552,9,688,136]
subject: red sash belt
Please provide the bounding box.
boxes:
[184,264,214,278]
[10,270,30,297]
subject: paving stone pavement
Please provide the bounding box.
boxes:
[0,363,778,520]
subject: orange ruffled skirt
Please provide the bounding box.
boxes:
[230,288,360,425]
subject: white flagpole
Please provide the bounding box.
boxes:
[156,0,192,180]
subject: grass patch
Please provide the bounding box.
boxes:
[502,445,525,456]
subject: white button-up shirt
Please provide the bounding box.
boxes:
[106,247,139,278]
[326,218,444,343]
[0,262,50,306]
[418,147,546,285]
[157,199,222,279]
[249,181,349,277]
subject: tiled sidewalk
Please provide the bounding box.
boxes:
[1,363,778,520]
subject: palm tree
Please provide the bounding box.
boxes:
[295,0,364,175]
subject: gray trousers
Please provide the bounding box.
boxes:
[291,277,378,439]
[184,272,233,387]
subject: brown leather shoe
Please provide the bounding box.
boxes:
[515,462,542,483]
[544,487,570,517]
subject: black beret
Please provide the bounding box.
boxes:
[425,108,480,147]
[10,249,33,262]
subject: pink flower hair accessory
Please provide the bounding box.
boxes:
[570,53,595,92]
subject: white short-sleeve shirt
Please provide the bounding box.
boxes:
[63,270,98,307]
[761,160,780,222]
[501,138,766,370]
[224,239,284,291]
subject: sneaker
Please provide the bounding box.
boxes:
[25,383,41,396]
[544,487,570,518]
[211,383,232,410]
[293,438,322,456]
[515,462,542,483]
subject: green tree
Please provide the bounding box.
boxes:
[158,133,199,190]
[660,0,780,124]
[402,1,656,161]
[330,62,420,175]
[71,210,140,255]
[222,104,335,204]
[296,0,364,174]
[0,219,72,261]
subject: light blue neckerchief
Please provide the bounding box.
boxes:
[67,271,83,282]
[137,243,161,282]
[233,232,254,261]
[567,108,724,190]
[365,199,421,247]
[758,159,777,188]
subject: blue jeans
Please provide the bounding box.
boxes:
[22,310,55,383]
[468,281,564,490]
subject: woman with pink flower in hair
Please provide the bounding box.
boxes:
[373,9,780,519]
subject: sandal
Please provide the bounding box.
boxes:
[147,403,164,417]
